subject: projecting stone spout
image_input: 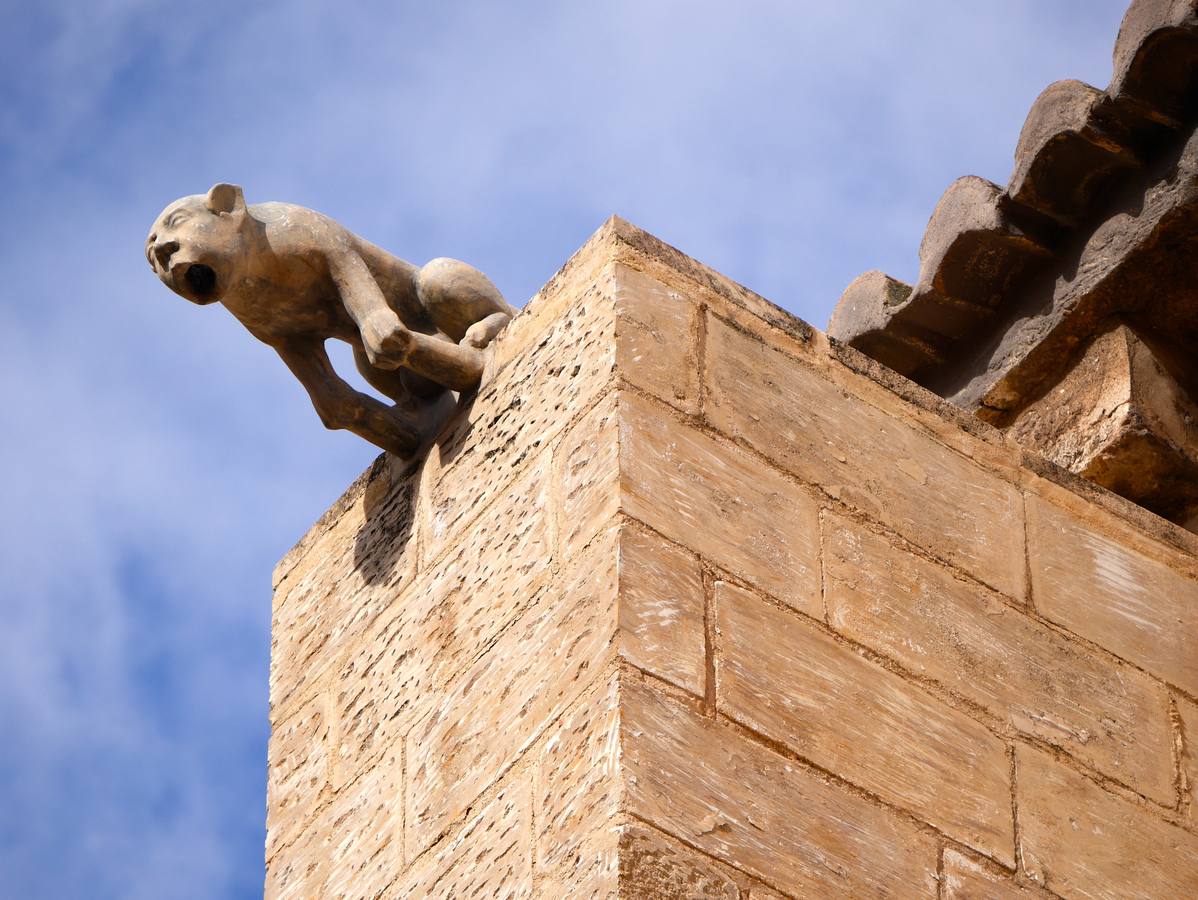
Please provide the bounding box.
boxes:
[145,183,515,457]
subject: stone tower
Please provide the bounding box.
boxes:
[266,2,1198,895]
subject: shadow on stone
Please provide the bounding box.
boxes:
[354,454,418,586]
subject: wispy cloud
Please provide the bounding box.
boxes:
[0,1,1131,896]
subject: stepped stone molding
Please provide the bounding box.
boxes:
[267,218,1198,897]
[829,0,1198,527]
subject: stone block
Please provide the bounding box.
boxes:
[270,466,419,722]
[825,516,1174,802]
[1016,745,1198,898]
[1010,323,1198,524]
[704,312,1025,599]
[619,389,821,616]
[617,522,706,695]
[556,393,620,560]
[334,455,553,785]
[267,742,402,900]
[623,676,940,896]
[942,847,1050,899]
[422,274,615,565]
[394,776,533,899]
[716,581,1013,863]
[265,688,331,862]
[536,670,621,892]
[405,535,617,857]
[618,824,741,899]
[1028,495,1198,695]
[613,261,701,414]
[1181,695,1198,820]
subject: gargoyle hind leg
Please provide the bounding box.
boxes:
[274,338,425,456]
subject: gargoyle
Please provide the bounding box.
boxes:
[145,183,514,456]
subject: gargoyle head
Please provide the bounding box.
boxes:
[146,183,248,305]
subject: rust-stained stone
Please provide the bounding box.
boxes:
[705,311,1026,600]
[1008,80,1139,227]
[1028,494,1198,695]
[622,677,940,897]
[716,581,1013,863]
[1016,745,1198,898]
[942,847,1052,899]
[1180,695,1198,821]
[1110,0,1198,122]
[826,516,1175,803]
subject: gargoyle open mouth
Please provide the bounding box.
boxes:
[181,263,218,300]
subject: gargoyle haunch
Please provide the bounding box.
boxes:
[146,183,514,456]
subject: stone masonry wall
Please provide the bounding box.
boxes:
[266,217,1198,898]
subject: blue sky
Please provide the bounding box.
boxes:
[0,2,1130,897]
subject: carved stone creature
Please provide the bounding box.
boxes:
[146,183,514,455]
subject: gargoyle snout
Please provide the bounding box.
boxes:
[153,240,180,271]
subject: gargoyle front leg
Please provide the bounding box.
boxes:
[331,252,486,392]
[461,311,512,349]
[274,338,426,456]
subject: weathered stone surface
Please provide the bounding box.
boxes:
[267,742,402,900]
[395,776,533,899]
[1008,80,1138,226]
[619,390,822,616]
[716,581,1013,862]
[618,523,706,695]
[1016,745,1198,898]
[1110,0,1198,122]
[623,677,940,896]
[911,176,1050,313]
[1011,323,1198,524]
[942,847,1051,899]
[614,262,701,414]
[405,538,616,856]
[1028,495,1198,695]
[1180,695,1198,820]
[536,670,621,891]
[619,824,741,899]
[266,689,331,862]
[270,468,419,722]
[827,271,938,378]
[557,394,620,559]
[334,456,552,784]
[947,123,1198,417]
[704,312,1026,599]
[422,278,615,565]
[826,517,1174,802]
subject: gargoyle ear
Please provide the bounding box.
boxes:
[206,183,245,216]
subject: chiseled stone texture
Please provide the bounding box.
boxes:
[268,217,1197,898]
[1028,493,1198,695]
[1016,746,1198,898]
[826,515,1174,804]
[941,847,1052,899]
[716,580,1012,864]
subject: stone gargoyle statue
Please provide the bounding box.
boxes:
[145,183,514,456]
